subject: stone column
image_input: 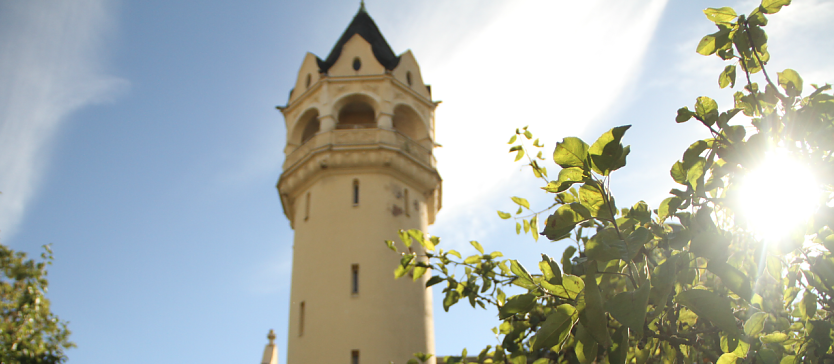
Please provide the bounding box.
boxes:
[377,112,393,130]
[319,114,336,132]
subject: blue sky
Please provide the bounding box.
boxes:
[1,0,832,363]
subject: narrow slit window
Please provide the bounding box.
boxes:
[305,192,311,221]
[404,189,410,217]
[299,301,305,337]
[351,264,359,294]
[351,350,360,364]
[352,179,360,205]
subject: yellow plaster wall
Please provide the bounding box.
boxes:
[285,171,435,364]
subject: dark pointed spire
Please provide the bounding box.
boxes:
[317,4,400,72]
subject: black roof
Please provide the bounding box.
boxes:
[317,4,400,72]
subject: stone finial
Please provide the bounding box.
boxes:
[262,329,278,364]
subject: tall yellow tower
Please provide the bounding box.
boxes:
[276,4,442,364]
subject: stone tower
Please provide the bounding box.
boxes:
[276,4,442,364]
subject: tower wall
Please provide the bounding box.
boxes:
[277,9,441,363]
[285,171,435,364]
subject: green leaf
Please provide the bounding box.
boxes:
[515,149,524,161]
[399,230,413,248]
[607,326,629,364]
[658,197,683,221]
[511,196,530,209]
[696,28,731,56]
[588,125,631,176]
[531,304,576,351]
[707,260,753,302]
[744,312,767,337]
[761,0,791,14]
[539,254,562,284]
[575,322,599,364]
[760,332,788,343]
[749,7,768,26]
[464,255,481,264]
[676,289,740,335]
[583,266,612,348]
[676,107,695,123]
[508,135,517,144]
[553,137,590,169]
[585,228,627,262]
[562,246,576,275]
[497,211,511,219]
[703,7,737,23]
[524,130,533,139]
[807,320,833,352]
[777,68,803,96]
[447,250,462,259]
[498,293,537,319]
[579,183,610,220]
[604,277,650,335]
[426,276,444,287]
[443,285,461,311]
[470,241,484,254]
[694,96,719,125]
[545,167,585,193]
[719,65,737,88]
[800,291,817,319]
[717,353,738,364]
[385,240,397,252]
[510,260,536,290]
[413,265,428,281]
[670,161,687,184]
[686,157,706,190]
[542,203,592,241]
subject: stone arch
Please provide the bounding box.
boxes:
[392,104,428,141]
[333,93,379,129]
[291,108,320,145]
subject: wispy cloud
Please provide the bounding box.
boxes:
[411,0,669,244]
[0,0,127,239]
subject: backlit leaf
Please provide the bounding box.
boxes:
[676,289,740,335]
[583,266,612,348]
[703,7,737,23]
[604,277,650,335]
[744,312,767,337]
[553,137,590,169]
[531,304,576,351]
[707,260,753,302]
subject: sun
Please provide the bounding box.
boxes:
[737,149,821,240]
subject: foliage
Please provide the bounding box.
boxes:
[1,243,74,363]
[391,2,834,363]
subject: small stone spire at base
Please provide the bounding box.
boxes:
[261,329,278,364]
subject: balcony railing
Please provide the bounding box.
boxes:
[284,128,435,170]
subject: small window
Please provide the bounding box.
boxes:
[305,192,311,221]
[305,73,312,88]
[299,301,305,337]
[351,264,359,294]
[352,180,360,206]
[351,350,360,364]
[406,71,412,86]
[352,57,361,71]
[404,189,410,217]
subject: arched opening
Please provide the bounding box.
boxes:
[305,73,312,88]
[300,118,320,143]
[336,96,376,129]
[392,104,428,141]
[352,57,361,71]
[294,109,320,145]
[406,71,413,86]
